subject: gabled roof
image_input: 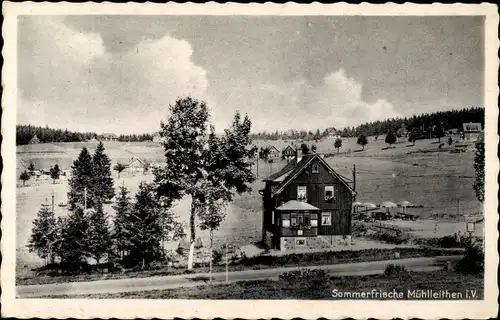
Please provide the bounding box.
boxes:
[264,153,356,196]
[267,145,280,152]
[276,200,320,211]
[263,157,298,182]
[282,145,296,153]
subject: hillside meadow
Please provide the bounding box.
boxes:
[16,135,482,276]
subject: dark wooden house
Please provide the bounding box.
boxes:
[281,145,296,161]
[261,153,356,251]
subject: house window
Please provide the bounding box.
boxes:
[325,186,335,201]
[297,186,307,202]
[312,164,319,173]
[321,212,332,226]
[291,217,297,226]
[282,213,290,227]
[310,213,318,227]
[297,229,304,236]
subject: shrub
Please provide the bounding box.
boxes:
[384,264,409,276]
[455,245,484,275]
[212,249,223,265]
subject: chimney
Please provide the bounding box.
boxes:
[295,148,302,163]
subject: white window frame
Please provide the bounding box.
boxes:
[310,213,318,227]
[282,218,290,228]
[321,212,332,226]
[297,186,307,202]
[325,185,335,201]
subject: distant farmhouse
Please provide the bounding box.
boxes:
[261,152,356,251]
[325,127,339,139]
[29,135,40,144]
[462,122,482,141]
[281,145,296,161]
[396,124,408,138]
[100,133,118,141]
[152,132,166,144]
[267,146,280,159]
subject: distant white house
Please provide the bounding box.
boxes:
[462,123,482,141]
[152,132,165,144]
[100,133,118,141]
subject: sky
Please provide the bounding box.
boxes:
[17,15,484,134]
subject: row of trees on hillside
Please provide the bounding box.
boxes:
[250,107,484,140]
[117,133,154,142]
[16,125,98,145]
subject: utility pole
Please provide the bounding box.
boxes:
[225,242,229,283]
[352,164,357,202]
[256,157,259,178]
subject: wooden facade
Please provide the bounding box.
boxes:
[281,146,296,160]
[262,153,355,250]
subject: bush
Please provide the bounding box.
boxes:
[212,249,223,265]
[384,264,409,276]
[455,245,484,275]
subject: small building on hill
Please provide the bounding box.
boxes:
[268,146,280,159]
[462,123,482,141]
[281,145,296,161]
[261,152,356,251]
[29,135,40,144]
[100,133,118,141]
[152,132,165,144]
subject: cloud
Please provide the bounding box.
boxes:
[18,16,209,134]
[214,69,402,132]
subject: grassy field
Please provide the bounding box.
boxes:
[42,270,483,299]
[16,135,483,279]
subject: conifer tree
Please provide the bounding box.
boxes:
[58,208,90,264]
[128,182,165,267]
[112,185,133,258]
[92,142,115,202]
[67,147,95,210]
[334,137,342,153]
[27,204,58,264]
[86,201,113,264]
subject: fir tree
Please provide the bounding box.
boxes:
[58,208,90,264]
[112,185,133,258]
[92,141,115,202]
[67,147,95,210]
[129,182,165,267]
[86,202,113,264]
[28,161,35,172]
[27,204,58,264]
